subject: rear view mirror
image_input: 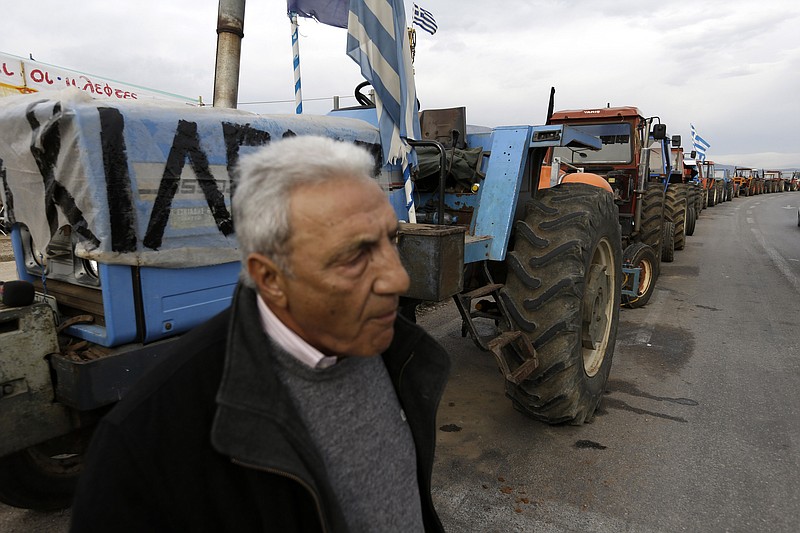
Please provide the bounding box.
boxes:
[651,124,667,140]
[671,135,682,147]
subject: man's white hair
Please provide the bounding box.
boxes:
[233,135,379,286]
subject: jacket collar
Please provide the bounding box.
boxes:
[210,285,431,465]
[211,284,315,469]
[209,284,449,531]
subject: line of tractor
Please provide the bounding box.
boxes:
[1,5,797,509]
[542,105,798,311]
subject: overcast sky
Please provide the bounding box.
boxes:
[3,0,800,169]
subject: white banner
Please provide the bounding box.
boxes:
[0,89,382,268]
[0,51,200,104]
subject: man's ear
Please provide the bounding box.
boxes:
[246,253,288,308]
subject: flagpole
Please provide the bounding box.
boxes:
[408,27,416,65]
[404,25,417,224]
[347,0,425,223]
[289,12,303,114]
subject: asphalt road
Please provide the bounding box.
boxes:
[427,190,800,532]
[2,191,799,531]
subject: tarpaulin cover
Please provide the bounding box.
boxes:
[0,89,381,267]
[414,145,484,192]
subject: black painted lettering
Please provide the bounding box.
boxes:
[354,140,384,178]
[144,120,233,250]
[221,122,270,199]
[98,107,137,253]
[0,158,15,225]
[26,101,100,248]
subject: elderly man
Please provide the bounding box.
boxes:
[70,136,450,532]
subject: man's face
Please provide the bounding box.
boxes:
[258,176,410,358]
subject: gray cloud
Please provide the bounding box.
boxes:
[3,0,800,168]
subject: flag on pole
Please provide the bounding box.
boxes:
[289,12,304,114]
[690,124,711,161]
[347,0,421,222]
[286,0,349,28]
[412,4,437,35]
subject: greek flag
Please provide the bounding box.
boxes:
[347,1,420,162]
[347,0,421,222]
[691,124,711,161]
[287,0,349,28]
[412,4,437,35]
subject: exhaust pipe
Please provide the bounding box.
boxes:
[213,0,246,108]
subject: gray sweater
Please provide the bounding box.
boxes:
[272,344,424,533]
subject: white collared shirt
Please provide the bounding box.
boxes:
[256,294,338,370]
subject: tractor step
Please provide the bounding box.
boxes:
[487,330,539,385]
[454,282,508,350]
[461,283,504,300]
[621,265,641,298]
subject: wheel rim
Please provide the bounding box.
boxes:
[679,203,687,237]
[635,256,654,297]
[25,443,84,479]
[581,236,616,377]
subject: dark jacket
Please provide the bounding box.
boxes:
[70,285,450,533]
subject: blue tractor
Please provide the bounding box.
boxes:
[0,1,622,510]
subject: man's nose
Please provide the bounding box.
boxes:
[374,243,411,295]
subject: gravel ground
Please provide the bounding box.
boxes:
[0,236,12,262]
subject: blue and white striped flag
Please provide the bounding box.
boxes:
[347,0,421,222]
[287,0,349,28]
[691,124,711,161]
[412,4,437,35]
[289,12,303,114]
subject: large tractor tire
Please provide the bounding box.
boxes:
[686,206,697,236]
[690,184,701,217]
[638,186,664,261]
[500,183,621,425]
[665,184,688,251]
[661,220,675,263]
[621,242,658,309]
[0,433,87,511]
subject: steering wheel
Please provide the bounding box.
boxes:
[354,81,374,107]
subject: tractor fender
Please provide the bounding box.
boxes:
[562,172,613,193]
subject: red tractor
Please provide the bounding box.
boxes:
[545,106,672,307]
